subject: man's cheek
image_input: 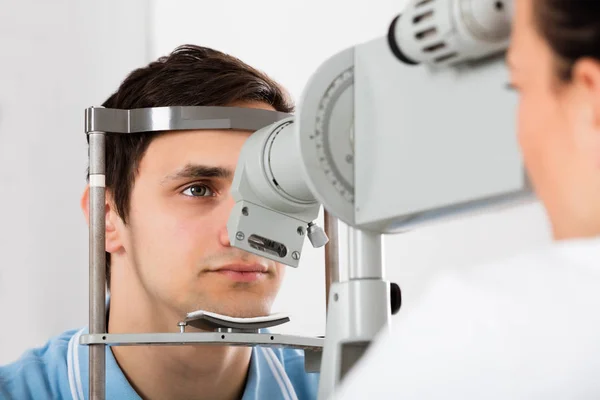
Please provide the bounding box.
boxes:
[275,265,286,280]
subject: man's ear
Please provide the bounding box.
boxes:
[80,185,123,253]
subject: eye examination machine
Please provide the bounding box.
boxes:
[81,0,529,398]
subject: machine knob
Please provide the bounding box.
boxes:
[390,282,402,315]
[307,222,329,248]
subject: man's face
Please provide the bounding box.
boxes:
[117,113,286,319]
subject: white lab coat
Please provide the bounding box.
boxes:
[331,236,600,399]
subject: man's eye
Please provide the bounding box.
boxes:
[182,184,215,197]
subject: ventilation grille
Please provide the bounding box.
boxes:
[411,0,458,64]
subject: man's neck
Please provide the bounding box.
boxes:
[107,286,252,400]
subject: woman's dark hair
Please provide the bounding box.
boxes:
[533,0,600,81]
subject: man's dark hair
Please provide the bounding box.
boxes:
[89,44,294,286]
[533,0,600,82]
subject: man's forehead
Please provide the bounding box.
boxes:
[149,128,251,150]
[139,129,249,176]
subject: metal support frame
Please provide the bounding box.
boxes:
[83,106,391,400]
[84,106,317,400]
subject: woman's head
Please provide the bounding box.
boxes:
[508,0,600,239]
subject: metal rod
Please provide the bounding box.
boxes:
[80,332,324,350]
[348,227,384,280]
[89,133,106,400]
[324,211,340,311]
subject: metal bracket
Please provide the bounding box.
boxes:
[85,106,291,134]
[80,332,322,350]
[84,105,298,400]
[80,332,324,373]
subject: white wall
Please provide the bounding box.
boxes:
[0,0,149,364]
[151,0,553,338]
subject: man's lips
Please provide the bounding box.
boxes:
[214,264,268,273]
[207,264,269,282]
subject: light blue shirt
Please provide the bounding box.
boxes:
[0,327,319,399]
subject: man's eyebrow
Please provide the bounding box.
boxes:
[161,164,233,184]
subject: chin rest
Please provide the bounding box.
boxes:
[182,310,290,333]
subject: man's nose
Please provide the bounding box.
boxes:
[217,192,236,247]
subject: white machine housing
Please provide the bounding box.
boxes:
[353,36,528,233]
[229,18,528,242]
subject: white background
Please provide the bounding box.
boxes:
[0,0,150,364]
[0,0,552,365]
